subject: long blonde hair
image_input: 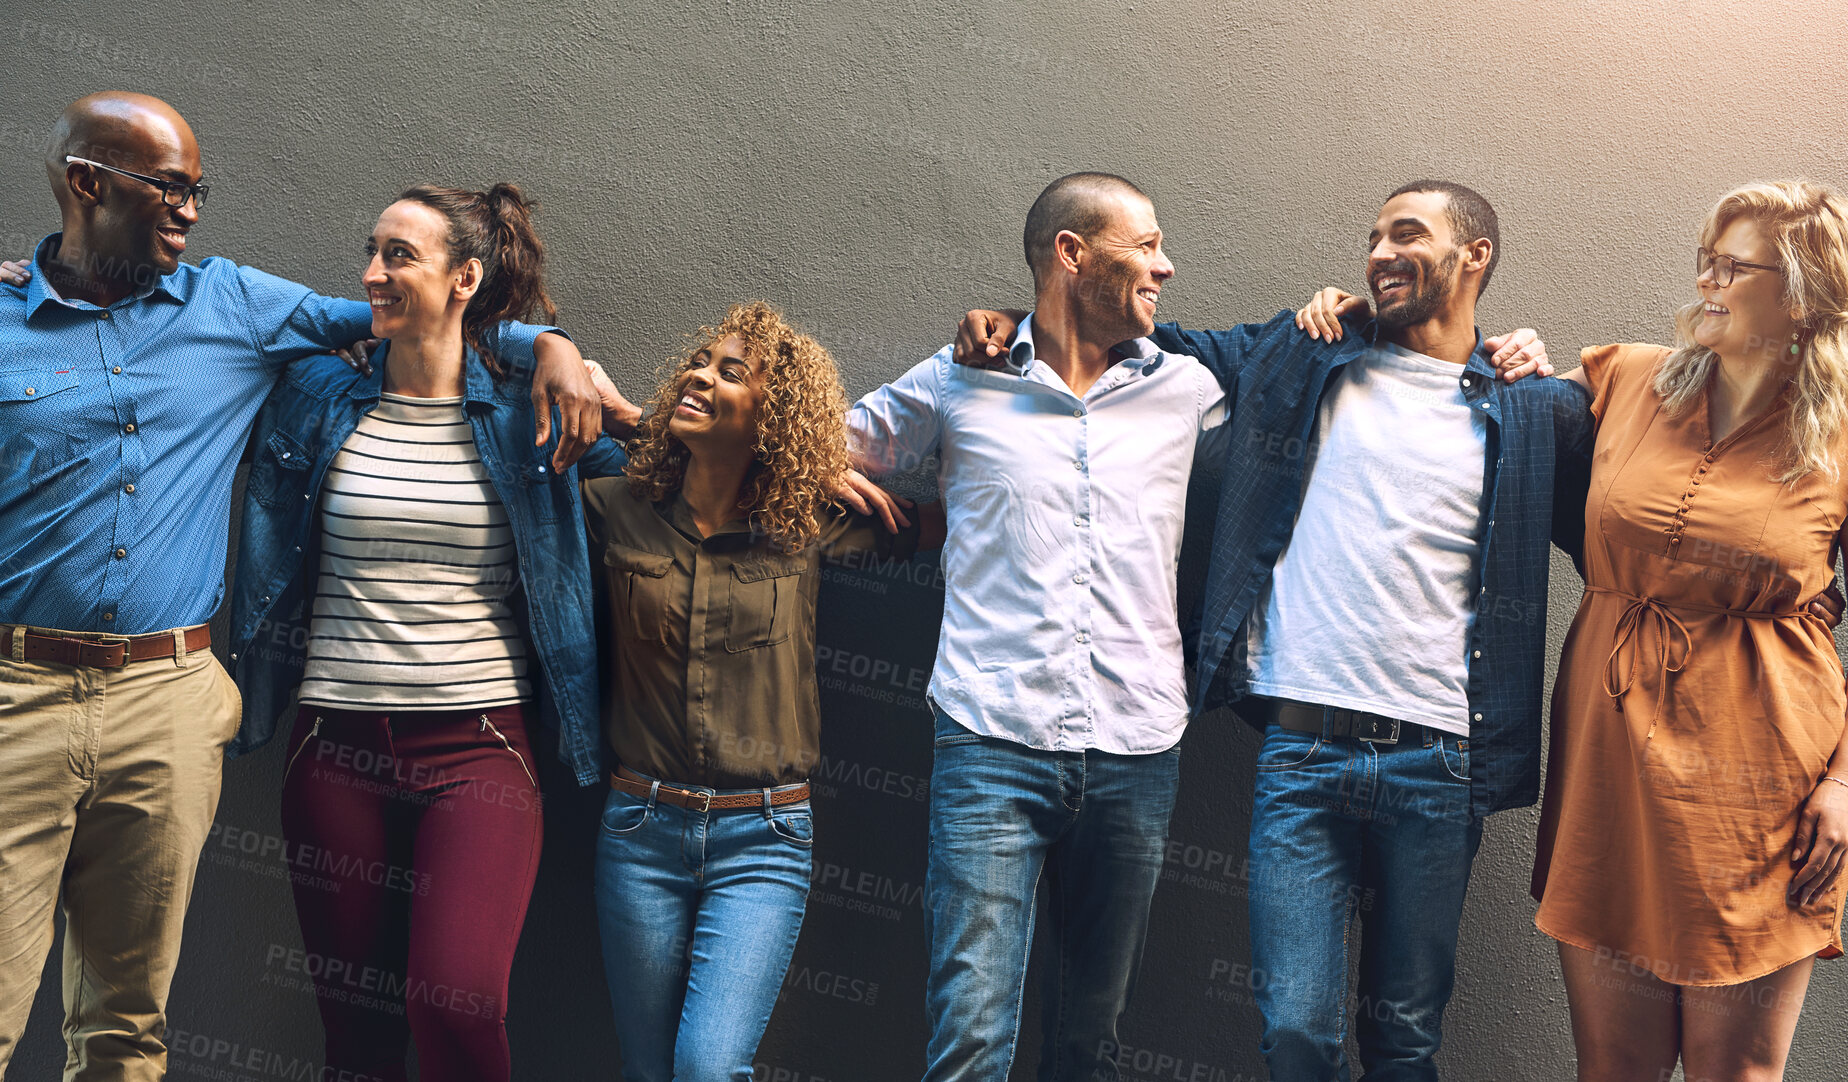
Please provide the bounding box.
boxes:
[1654,180,1848,481]
[623,301,849,552]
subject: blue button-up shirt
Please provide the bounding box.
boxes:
[849,316,1228,754]
[0,233,373,634]
[1152,312,1593,816]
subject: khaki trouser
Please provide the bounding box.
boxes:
[0,626,241,1081]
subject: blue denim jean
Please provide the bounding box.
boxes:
[923,710,1181,1082]
[593,775,814,1082]
[1246,720,1483,1082]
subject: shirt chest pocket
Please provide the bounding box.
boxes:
[604,543,675,643]
[725,556,809,653]
[0,368,87,488]
[249,431,314,509]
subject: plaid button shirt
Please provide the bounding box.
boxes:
[1153,312,1594,817]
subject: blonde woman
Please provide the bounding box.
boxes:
[1534,181,1848,1081]
[580,302,941,1080]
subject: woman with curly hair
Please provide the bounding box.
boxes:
[581,301,942,1080]
[1532,179,1848,1082]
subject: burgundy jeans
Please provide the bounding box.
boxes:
[278,704,543,1082]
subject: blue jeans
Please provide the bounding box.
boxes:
[593,776,814,1082]
[1246,720,1483,1082]
[923,710,1181,1082]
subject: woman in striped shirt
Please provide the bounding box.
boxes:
[230,183,628,1082]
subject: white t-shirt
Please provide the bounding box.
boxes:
[1246,340,1487,736]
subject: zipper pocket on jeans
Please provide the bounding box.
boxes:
[480,714,537,788]
[282,716,322,787]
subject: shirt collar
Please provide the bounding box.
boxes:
[25,232,189,320]
[663,489,757,545]
[1005,312,1166,379]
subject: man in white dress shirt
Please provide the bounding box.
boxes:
[848,173,1228,1082]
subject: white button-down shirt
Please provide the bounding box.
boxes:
[847,314,1228,754]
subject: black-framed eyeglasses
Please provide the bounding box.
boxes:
[1696,246,1780,287]
[64,155,209,209]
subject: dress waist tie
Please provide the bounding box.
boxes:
[1588,585,1793,741]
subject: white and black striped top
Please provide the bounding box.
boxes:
[297,393,531,710]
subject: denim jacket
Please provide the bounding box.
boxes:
[227,328,627,787]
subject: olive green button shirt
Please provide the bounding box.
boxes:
[583,476,922,789]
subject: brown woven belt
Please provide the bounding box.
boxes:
[610,764,810,812]
[1,625,212,669]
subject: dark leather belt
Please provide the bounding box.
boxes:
[1,625,212,669]
[611,764,810,812]
[1242,695,1427,745]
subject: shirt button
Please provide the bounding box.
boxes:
[304,493,311,500]
[1075,631,1090,644]
[1472,650,1482,659]
[112,366,122,374]
[23,387,34,396]
[1473,713,1483,722]
[98,311,111,320]
[230,653,238,662]
[1074,516,1088,527]
[260,595,270,603]
[113,547,127,559]
[1072,409,1083,417]
[1073,573,1087,585]
[123,484,134,494]
[102,612,115,621]
[1073,460,1083,471]
[123,423,136,434]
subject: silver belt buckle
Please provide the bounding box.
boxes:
[1354,714,1401,744]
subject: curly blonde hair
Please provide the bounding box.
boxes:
[624,301,849,552]
[1656,179,1848,481]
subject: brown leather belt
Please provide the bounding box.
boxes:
[1241,694,1432,745]
[1,625,212,669]
[611,764,810,812]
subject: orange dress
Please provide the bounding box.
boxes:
[1532,343,1848,986]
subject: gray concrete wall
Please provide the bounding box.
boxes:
[4,0,1847,1078]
